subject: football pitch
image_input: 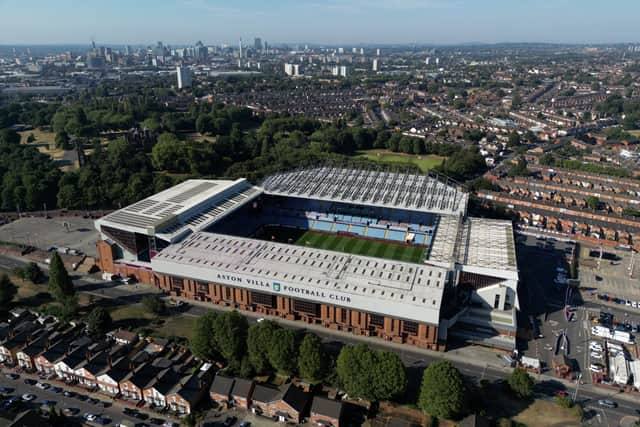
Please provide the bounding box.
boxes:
[295,231,425,263]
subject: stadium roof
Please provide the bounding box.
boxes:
[151,231,448,325]
[261,167,468,216]
[95,179,262,240]
[457,218,518,279]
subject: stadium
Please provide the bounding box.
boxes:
[95,166,519,350]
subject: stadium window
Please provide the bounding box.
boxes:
[402,321,418,335]
[340,309,347,323]
[494,295,501,309]
[370,314,384,328]
[433,300,436,305]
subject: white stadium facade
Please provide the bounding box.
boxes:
[95,166,519,350]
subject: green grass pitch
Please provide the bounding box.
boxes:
[294,231,425,264]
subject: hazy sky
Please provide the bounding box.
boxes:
[0,0,638,45]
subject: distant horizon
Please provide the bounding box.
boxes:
[1,41,638,49]
[0,0,638,46]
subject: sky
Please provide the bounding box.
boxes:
[0,0,638,46]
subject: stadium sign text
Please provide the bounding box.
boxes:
[215,273,352,304]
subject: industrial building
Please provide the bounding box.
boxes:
[95,167,519,350]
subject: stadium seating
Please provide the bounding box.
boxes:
[365,226,386,239]
[386,229,407,242]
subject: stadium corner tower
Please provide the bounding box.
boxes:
[95,167,519,350]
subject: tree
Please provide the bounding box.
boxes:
[56,295,79,322]
[586,196,599,210]
[26,133,36,143]
[55,131,71,149]
[48,252,74,302]
[86,307,113,337]
[16,262,44,284]
[213,311,248,362]
[268,328,298,375]
[371,351,407,401]
[507,132,521,147]
[247,320,278,373]
[190,312,218,361]
[298,333,327,383]
[336,344,407,401]
[0,274,17,310]
[507,368,535,399]
[507,157,529,177]
[141,295,165,315]
[418,361,465,419]
[151,133,189,172]
[0,128,20,145]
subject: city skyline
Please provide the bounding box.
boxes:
[0,0,639,45]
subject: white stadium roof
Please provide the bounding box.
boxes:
[95,179,262,240]
[457,218,518,279]
[261,167,469,216]
[151,231,448,325]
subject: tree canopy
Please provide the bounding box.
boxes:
[418,361,466,419]
[507,368,535,399]
[0,274,17,310]
[48,253,75,302]
[247,320,278,374]
[298,333,328,383]
[85,307,113,337]
[268,328,298,375]
[190,311,218,361]
[336,344,407,401]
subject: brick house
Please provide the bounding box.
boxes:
[250,383,310,424]
[209,375,235,408]
[310,397,343,427]
[167,368,212,415]
[96,356,131,396]
[230,378,255,410]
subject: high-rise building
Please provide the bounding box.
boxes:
[284,63,302,76]
[376,48,381,56]
[176,66,192,89]
[332,65,349,78]
[426,57,430,65]
[254,37,262,51]
[360,47,364,55]
[372,59,378,72]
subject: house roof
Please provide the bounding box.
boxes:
[251,384,280,403]
[311,397,343,419]
[231,378,254,398]
[210,375,235,396]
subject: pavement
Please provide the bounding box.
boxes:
[0,216,99,257]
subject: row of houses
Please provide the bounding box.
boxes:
[0,309,212,415]
[209,375,344,427]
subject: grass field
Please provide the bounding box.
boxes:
[629,129,640,137]
[356,149,444,172]
[295,230,424,263]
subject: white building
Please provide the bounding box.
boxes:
[284,63,302,77]
[372,59,379,72]
[332,65,349,78]
[176,66,192,89]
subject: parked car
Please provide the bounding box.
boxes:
[0,387,14,394]
[63,408,80,416]
[35,382,50,390]
[23,379,37,386]
[598,399,617,408]
[21,393,36,401]
[50,386,62,394]
[224,416,237,427]
[4,373,19,380]
[63,391,75,398]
